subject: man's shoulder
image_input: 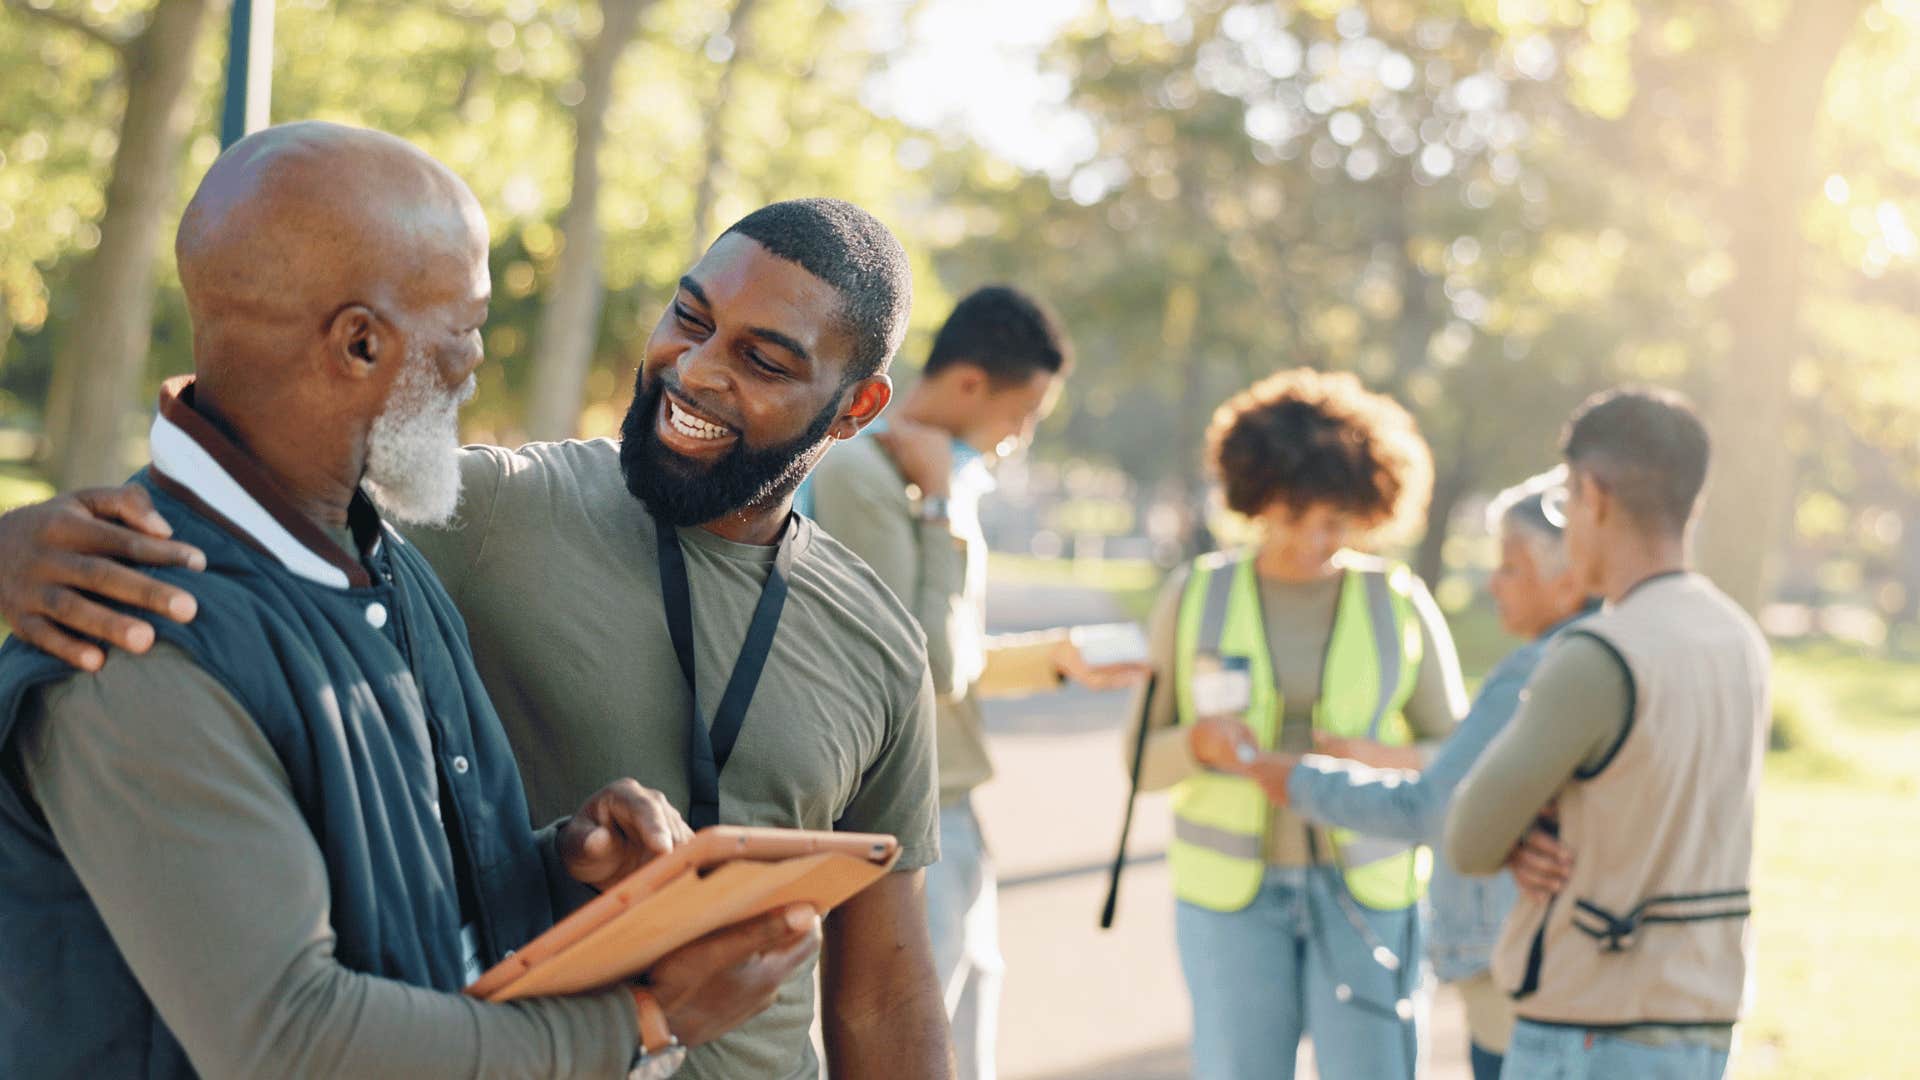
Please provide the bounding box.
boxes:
[463,437,622,489]
[1691,576,1771,659]
[793,521,927,678]
[7,641,235,761]
[1533,627,1632,695]
[447,438,628,541]
[1485,633,1557,691]
[808,437,908,505]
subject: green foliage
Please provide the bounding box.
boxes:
[2,0,1916,611]
[0,0,963,450]
[926,1,1746,592]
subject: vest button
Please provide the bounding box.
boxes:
[452,755,470,775]
[365,602,388,629]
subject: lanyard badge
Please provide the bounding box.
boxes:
[651,508,798,830]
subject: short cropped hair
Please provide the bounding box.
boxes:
[720,198,913,382]
[1486,467,1569,574]
[1206,368,1433,539]
[1561,386,1710,535]
[923,285,1072,385]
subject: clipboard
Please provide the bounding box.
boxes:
[467,826,900,1002]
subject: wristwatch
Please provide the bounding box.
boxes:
[915,492,952,523]
[627,988,688,1079]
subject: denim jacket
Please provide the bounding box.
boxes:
[1287,610,1591,983]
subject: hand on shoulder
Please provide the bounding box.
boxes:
[871,421,953,498]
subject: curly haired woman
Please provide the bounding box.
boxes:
[1127,368,1467,1079]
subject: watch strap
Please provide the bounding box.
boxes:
[916,493,952,522]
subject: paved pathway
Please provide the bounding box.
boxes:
[976,577,1470,1078]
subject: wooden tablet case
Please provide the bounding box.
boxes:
[467,826,900,1002]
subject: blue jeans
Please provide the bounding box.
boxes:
[1501,1020,1730,1080]
[1175,866,1426,1080]
[1472,1040,1505,1080]
[925,800,1003,1080]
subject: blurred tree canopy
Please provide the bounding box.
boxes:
[1,0,1916,625]
[0,0,959,452]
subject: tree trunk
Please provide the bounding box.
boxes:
[1414,413,1477,586]
[523,0,649,442]
[1413,470,1466,588]
[48,0,218,490]
[1383,171,1434,400]
[687,0,763,261]
[1383,185,1459,584]
[1697,0,1868,612]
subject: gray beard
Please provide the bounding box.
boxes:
[362,354,475,527]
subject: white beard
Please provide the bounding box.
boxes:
[362,353,475,527]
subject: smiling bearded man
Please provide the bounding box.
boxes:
[409,200,955,1080]
[618,349,837,529]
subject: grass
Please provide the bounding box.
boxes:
[1738,777,1920,1078]
[1737,643,1920,1080]
[993,554,1920,1080]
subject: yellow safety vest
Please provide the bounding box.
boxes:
[1170,549,1433,913]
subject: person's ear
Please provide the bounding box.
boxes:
[948,362,992,401]
[326,304,389,380]
[1579,472,1609,527]
[833,375,893,440]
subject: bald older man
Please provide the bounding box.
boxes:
[0,123,819,1079]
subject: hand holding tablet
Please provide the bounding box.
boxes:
[468,826,900,1002]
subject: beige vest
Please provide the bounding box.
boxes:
[1492,572,1770,1026]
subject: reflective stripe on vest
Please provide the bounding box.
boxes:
[1170,551,1432,912]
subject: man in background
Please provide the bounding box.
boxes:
[808,285,1145,1080]
[1446,388,1769,1080]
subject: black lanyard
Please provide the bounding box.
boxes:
[651,508,798,829]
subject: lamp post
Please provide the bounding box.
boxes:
[219,0,273,149]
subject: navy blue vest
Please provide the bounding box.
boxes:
[0,471,558,1078]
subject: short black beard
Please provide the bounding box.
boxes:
[618,368,838,527]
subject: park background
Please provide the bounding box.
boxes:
[1,0,1916,1076]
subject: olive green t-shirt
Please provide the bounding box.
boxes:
[403,439,940,1080]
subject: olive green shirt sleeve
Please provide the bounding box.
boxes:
[1128,569,1198,792]
[808,452,970,704]
[833,663,942,872]
[1444,633,1628,875]
[17,643,638,1080]
[1404,576,1469,752]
